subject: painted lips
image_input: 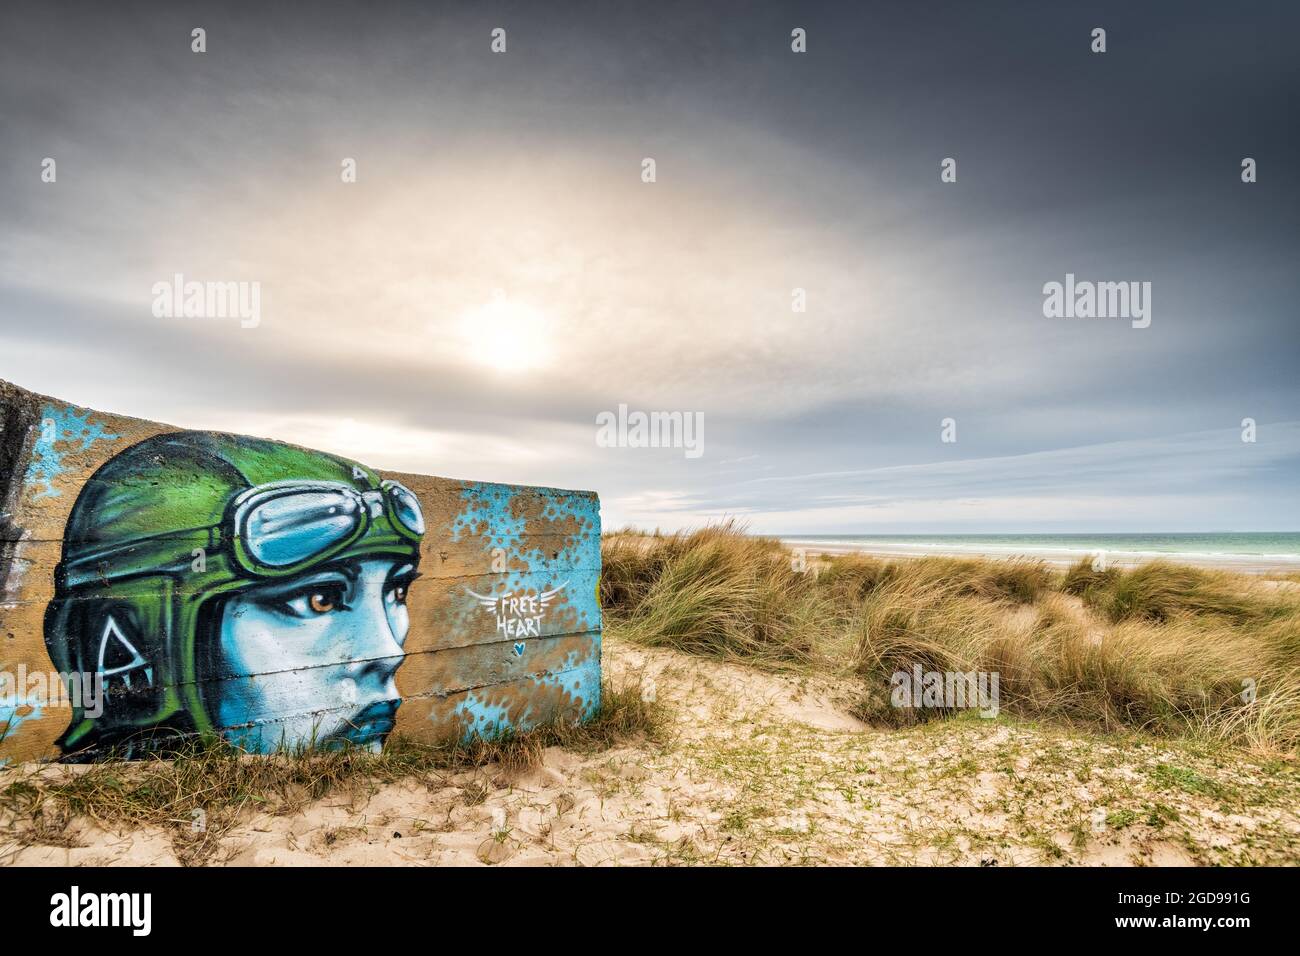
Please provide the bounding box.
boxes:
[330,698,399,748]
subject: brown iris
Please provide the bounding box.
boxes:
[309,591,336,613]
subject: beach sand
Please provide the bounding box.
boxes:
[5,635,1299,866]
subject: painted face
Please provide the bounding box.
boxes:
[213,557,419,753]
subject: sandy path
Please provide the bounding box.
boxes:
[4,639,1299,866]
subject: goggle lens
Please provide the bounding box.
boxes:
[384,481,425,536]
[244,490,363,568]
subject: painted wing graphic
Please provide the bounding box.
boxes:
[464,588,500,610]
[538,581,569,608]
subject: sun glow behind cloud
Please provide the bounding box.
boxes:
[1,3,1297,532]
[456,295,553,373]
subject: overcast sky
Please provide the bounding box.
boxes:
[1,1,1296,532]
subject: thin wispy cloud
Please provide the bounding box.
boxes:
[603,424,1300,532]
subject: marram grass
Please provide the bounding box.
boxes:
[0,679,667,864]
[602,524,1300,754]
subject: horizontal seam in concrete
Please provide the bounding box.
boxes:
[5,630,602,692]
[163,660,601,732]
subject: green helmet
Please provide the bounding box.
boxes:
[43,431,424,759]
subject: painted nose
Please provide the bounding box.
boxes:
[347,608,404,695]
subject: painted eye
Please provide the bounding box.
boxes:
[309,591,336,613]
[271,582,350,618]
[384,569,420,609]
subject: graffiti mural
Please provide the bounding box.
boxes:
[0,378,603,764]
[42,432,425,759]
[465,580,568,641]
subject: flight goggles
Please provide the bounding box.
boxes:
[229,479,425,576]
[62,479,425,587]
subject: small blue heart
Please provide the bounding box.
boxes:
[513,642,526,657]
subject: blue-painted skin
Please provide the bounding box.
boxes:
[216,557,419,753]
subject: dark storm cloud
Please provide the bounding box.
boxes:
[0,1,1296,529]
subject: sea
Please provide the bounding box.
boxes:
[774,533,1300,572]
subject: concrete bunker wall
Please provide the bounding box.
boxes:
[0,379,601,763]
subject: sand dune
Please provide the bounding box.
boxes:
[4,637,1297,866]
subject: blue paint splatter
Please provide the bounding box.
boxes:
[441,481,603,740]
[449,482,527,551]
[449,481,600,572]
[450,482,602,633]
[449,692,514,741]
[0,692,42,768]
[23,404,119,499]
[442,652,601,743]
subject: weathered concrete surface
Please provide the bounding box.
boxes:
[0,379,601,763]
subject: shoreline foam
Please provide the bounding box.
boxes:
[777,538,1300,575]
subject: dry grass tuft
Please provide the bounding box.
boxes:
[0,679,667,864]
[603,521,822,665]
[602,525,1300,753]
[1080,560,1290,625]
